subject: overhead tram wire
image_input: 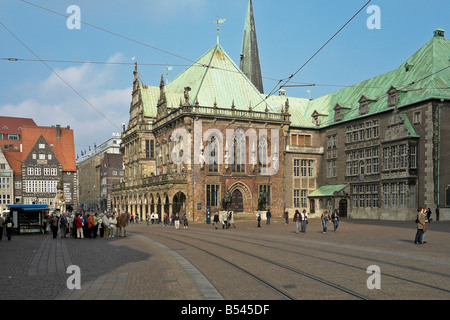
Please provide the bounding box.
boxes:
[252,0,373,110]
[0,57,191,68]
[20,0,197,66]
[0,20,122,131]
[3,57,448,92]
[18,0,306,101]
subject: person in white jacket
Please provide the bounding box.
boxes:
[109,214,117,238]
[102,213,110,238]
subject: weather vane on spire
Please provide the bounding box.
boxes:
[213,14,226,45]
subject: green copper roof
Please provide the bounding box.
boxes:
[139,44,274,118]
[167,44,270,111]
[288,33,450,128]
[139,30,449,126]
[308,184,347,197]
[399,113,420,138]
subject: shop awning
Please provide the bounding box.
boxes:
[8,204,49,212]
[308,184,348,197]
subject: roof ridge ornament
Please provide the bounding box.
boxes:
[213,14,226,45]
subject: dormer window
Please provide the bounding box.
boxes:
[311,110,327,126]
[387,86,399,107]
[404,63,413,72]
[358,95,374,115]
[334,104,351,122]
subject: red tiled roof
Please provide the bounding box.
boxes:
[0,116,37,133]
[21,125,76,172]
[3,151,22,175]
[0,116,37,151]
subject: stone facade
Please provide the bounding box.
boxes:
[111,8,449,221]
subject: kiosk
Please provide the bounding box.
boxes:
[7,204,50,234]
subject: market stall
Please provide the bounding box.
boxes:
[7,204,50,234]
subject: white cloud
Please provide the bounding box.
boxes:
[0,54,132,157]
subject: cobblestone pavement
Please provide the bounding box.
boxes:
[0,217,449,303]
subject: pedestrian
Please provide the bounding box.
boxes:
[98,214,104,238]
[4,214,14,241]
[257,212,261,228]
[146,214,150,226]
[119,212,129,237]
[102,213,110,238]
[284,211,289,225]
[67,213,73,238]
[50,213,59,239]
[321,210,331,233]
[228,211,235,228]
[109,214,117,238]
[88,213,95,238]
[93,213,100,239]
[266,208,271,225]
[182,213,189,229]
[415,207,428,244]
[174,212,180,229]
[0,213,5,241]
[82,213,89,238]
[155,212,159,224]
[213,212,219,229]
[293,210,301,234]
[75,213,84,239]
[331,209,339,232]
[60,213,68,238]
[426,208,432,222]
[222,211,228,229]
[300,209,308,233]
[72,213,78,238]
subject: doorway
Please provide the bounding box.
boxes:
[339,199,348,217]
[231,189,244,213]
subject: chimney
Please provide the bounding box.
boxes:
[56,124,61,139]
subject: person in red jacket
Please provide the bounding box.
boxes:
[75,213,84,239]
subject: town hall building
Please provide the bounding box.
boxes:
[112,1,449,221]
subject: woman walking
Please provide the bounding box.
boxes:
[293,210,301,234]
[331,209,339,232]
[4,215,14,241]
[300,209,308,233]
[415,207,428,244]
[321,210,331,233]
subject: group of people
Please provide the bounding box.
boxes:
[213,211,235,229]
[291,209,340,234]
[171,212,190,230]
[47,211,130,239]
[146,212,160,225]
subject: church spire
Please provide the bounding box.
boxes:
[240,0,264,93]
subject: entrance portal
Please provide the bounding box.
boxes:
[231,189,244,213]
[339,199,348,217]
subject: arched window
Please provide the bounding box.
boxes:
[258,136,267,174]
[233,130,245,173]
[207,135,218,172]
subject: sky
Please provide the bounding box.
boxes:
[0,0,448,159]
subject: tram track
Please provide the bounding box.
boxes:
[143,231,371,300]
[181,228,450,296]
[131,222,450,299]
